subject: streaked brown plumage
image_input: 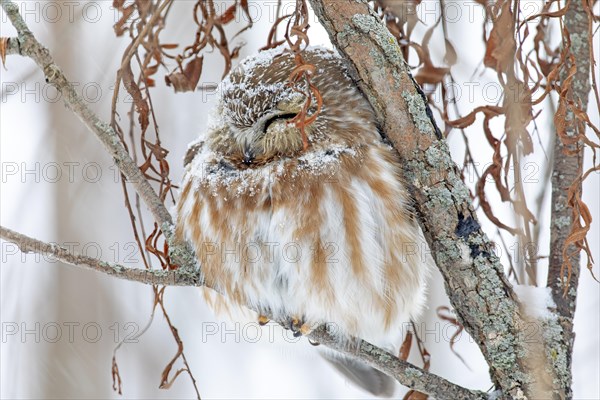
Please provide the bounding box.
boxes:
[176,47,429,396]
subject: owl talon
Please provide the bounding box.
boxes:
[289,317,302,332]
[258,315,270,326]
[286,317,314,337]
[299,323,313,336]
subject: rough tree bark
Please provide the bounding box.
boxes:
[547,0,592,396]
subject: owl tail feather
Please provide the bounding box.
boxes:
[320,351,396,397]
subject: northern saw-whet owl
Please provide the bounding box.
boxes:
[176,46,429,397]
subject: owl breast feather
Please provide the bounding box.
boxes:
[176,138,428,346]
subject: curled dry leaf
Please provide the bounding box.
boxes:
[217,3,237,24]
[503,79,534,155]
[415,65,450,86]
[111,355,123,395]
[398,331,413,361]
[562,185,598,292]
[146,223,174,270]
[0,37,9,68]
[113,3,136,37]
[436,306,470,369]
[484,0,516,73]
[165,56,204,93]
[283,0,322,151]
[414,19,449,87]
[122,62,150,132]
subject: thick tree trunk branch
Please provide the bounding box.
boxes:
[0,224,484,399]
[307,1,538,398]
[546,0,592,396]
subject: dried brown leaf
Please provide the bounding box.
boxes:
[436,307,470,369]
[446,106,503,129]
[0,37,8,68]
[415,65,450,86]
[484,1,516,73]
[444,39,457,66]
[217,4,236,24]
[122,62,150,131]
[398,331,413,361]
[562,188,598,292]
[111,355,123,395]
[165,56,203,93]
[114,4,135,37]
[503,79,534,155]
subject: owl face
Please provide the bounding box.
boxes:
[207,47,379,167]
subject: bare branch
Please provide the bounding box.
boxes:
[309,327,486,399]
[0,226,201,286]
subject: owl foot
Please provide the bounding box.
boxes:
[286,317,314,337]
[257,315,270,326]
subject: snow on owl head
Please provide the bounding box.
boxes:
[176,46,429,397]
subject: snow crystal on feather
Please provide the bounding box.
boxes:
[187,144,358,199]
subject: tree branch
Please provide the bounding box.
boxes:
[547,0,593,395]
[307,0,538,397]
[310,327,486,399]
[0,224,484,399]
[0,226,201,286]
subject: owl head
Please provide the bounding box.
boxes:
[203,47,379,167]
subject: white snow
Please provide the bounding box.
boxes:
[513,284,555,320]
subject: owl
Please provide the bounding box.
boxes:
[176,46,428,396]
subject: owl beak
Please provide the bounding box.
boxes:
[242,149,254,165]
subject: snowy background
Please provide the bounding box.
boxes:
[1,1,598,398]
